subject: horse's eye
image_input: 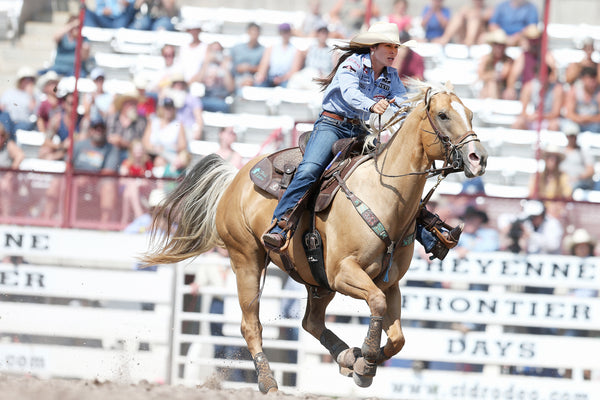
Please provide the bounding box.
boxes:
[438,112,449,120]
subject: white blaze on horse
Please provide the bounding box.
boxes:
[142,80,488,393]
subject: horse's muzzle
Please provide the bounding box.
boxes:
[461,141,488,178]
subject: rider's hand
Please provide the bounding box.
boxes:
[370,99,391,115]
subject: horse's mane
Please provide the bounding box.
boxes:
[402,78,456,111]
[364,79,456,153]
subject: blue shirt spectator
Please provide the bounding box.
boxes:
[421,0,451,41]
[84,0,136,29]
[489,0,538,39]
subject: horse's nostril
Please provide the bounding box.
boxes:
[469,153,480,162]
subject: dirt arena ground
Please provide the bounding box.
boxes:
[0,374,374,400]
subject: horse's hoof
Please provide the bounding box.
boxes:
[352,371,373,388]
[258,375,278,394]
[337,347,361,369]
[353,356,377,377]
[339,365,353,377]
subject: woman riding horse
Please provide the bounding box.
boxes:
[262,21,462,259]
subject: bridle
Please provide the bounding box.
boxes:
[374,87,480,180]
[422,87,480,173]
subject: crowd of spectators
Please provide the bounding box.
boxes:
[0,0,599,226]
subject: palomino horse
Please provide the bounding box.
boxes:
[143,81,488,393]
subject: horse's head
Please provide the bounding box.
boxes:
[413,81,488,178]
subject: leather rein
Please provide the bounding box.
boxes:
[374,87,481,180]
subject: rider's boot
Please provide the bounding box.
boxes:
[417,207,463,259]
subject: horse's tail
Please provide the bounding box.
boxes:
[141,154,238,266]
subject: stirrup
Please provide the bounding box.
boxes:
[430,223,464,249]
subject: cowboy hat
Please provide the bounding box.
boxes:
[350,22,415,47]
[484,29,508,45]
[542,143,565,161]
[113,90,140,112]
[16,66,37,82]
[461,205,489,224]
[564,228,596,253]
[37,70,60,89]
[523,25,541,40]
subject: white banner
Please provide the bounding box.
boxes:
[0,225,149,268]
[407,252,600,289]
[0,264,172,302]
[326,287,600,329]
[298,366,600,400]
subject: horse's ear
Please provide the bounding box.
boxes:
[445,80,455,92]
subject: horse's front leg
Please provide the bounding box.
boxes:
[379,283,406,362]
[334,258,387,387]
[301,286,358,377]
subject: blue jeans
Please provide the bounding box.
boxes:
[84,6,136,29]
[270,113,367,233]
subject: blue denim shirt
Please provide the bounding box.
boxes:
[322,52,408,121]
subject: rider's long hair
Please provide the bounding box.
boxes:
[314,44,371,91]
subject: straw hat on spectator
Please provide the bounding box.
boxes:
[114,90,140,112]
[542,143,565,161]
[37,70,60,90]
[176,19,203,32]
[16,66,37,83]
[523,25,541,40]
[350,21,415,47]
[148,188,166,208]
[485,29,508,45]
[564,228,596,254]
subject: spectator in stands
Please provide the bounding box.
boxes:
[386,0,412,34]
[43,117,119,222]
[106,91,148,163]
[288,25,337,90]
[392,30,424,82]
[82,68,114,124]
[119,138,154,224]
[500,200,563,255]
[194,41,235,113]
[511,63,563,131]
[565,37,600,86]
[454,205,499,258]
[123,187,165,234]
[133,75,156,118]
[47,14,91,77]
[176,20,207,84]
[254,23,299,88]
[297,0,328,37]
[168,74,203,140]
[142,96,188,177]
[0,122,25,218]
[435,0,493,47]
[36,71,61,133]
[148,44,181,95]
[529,144,572,201]
[38,90,79,161]
[328,0,381,37]
[230,22,265,90]
[72,117,120,224]
[561,122,596,192]
[564,228,596,257]
[505,25,556,101]
[564,66,600,134]
[420,0,451,42]
[84,0,136,29]
[488,0,539,47]
[129,0,179,31]
[477,29,514,99]
[0,66,38,132]
[215,126,244,169]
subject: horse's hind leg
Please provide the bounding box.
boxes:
[230,250,278,393]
